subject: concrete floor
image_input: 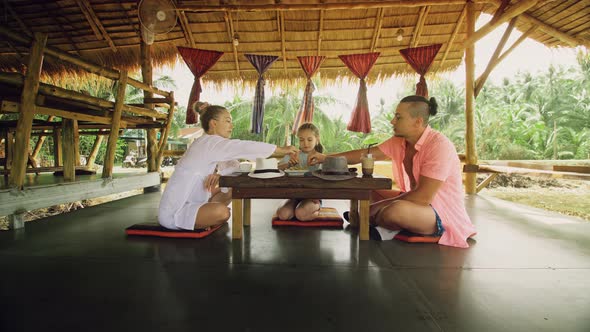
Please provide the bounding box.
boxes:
[1,192,589,331]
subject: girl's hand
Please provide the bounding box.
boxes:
[204,173,220,192]
[308,152,326,166]
[288,152,299,167]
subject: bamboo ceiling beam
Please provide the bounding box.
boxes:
[179,10,196,48]
[474,16,517,97]
[438,4,466,71]
[4,0,32,37]
[489,0,510,25]
[40,2,81,56]
[118,1,142,40]
[410,6,430,47]
[0,26,171,97]
[279,11,288,75]
[74,0,117,52]
[520,13,588,47]
[226,12,241,76]
[495,25,538,69]
[179,1,494,12]
[463,0,539,46]
[317,9,324,56]
[370,8,384,52]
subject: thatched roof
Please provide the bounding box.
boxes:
[0,0,588,85]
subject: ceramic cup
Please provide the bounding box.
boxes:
[239,162,252,172]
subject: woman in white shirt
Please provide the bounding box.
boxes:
[158,102,297,230]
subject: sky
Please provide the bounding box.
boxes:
[155,14,583,121]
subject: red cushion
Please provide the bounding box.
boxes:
[125,222,223,238]
[393,230,440,243]
[272,207,343,228]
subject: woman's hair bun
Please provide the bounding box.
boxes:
[428,97,438,116]
[192,101,209,116]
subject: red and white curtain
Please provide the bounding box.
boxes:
[177,47,224,124]
[399,44,442,97]
[338,52,380,133]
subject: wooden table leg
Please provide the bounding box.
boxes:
[349,199,359,227]
[243,198,251,226]
[359,199,370,240]
[232,198,243,239]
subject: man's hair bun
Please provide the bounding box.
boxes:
[428,97,438,116]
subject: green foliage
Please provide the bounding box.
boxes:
[424,50,590,160]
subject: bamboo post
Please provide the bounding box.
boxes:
[464,1,477,194]
[141,42,159,174]
[474,17,516,97]
[32,135,47,159]
[73,120,80,166]
[31,116,54,160]
[156,92,175,167]
[463,0,539,47]
[62,119,76,181]
[9,32,47,189]
[86,131,104,168]
[102,71,127,178]
[5,131,14,173]
[53,128,62,167]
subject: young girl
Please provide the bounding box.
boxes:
[159,102,298,230]
[275,123,324,221]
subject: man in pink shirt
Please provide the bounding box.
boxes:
[309,95,476,248]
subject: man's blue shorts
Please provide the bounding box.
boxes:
[432,206,445,236]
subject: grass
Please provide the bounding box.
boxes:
[484,184,590,222]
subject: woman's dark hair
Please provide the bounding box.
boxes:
[193,102,227,132]
[297,122,324,153]
[400,95,438,116]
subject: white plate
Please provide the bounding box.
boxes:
[285,169,307,176]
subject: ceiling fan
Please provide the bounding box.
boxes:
[137,0,178,45]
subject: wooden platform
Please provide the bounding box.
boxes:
[0,193,588,331]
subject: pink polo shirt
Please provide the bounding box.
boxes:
[378,126,476,248]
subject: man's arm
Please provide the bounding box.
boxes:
[309,144,390,165]
[400,175,443,205]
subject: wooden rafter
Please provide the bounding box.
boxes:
[317,9,324,56]
[410,6,430,47]
[179,10,196,48]
[495,25,538,69]
[474,17,517,97]
[74,0,117,52]
[4,0,32,37]
[118,2,142,40]
[490,0,510,25]
[521,13,588,47]
[39,2,81,56]
[439,4,467,70]
[463,0,539,46]
[179,1,491,12]
[370,8,384,52]
[279,11,287,75]
[226,11,241,76]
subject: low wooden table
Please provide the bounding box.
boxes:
[219,173,392,240]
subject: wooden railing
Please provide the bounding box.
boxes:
[0,27,175,188]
